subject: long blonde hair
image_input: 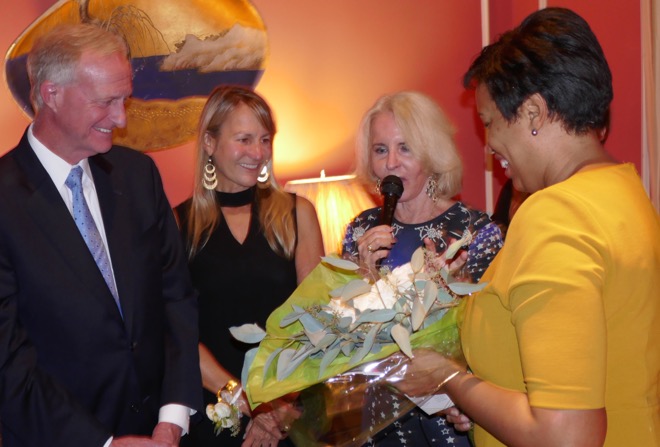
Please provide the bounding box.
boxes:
[186,86,296,259]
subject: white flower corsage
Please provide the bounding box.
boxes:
[206,379,242,437]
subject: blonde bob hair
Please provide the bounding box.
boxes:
[185,85,295,259]
[355,91,462,199]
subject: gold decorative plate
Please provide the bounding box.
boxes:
[4,0,268,151]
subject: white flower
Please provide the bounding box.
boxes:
[206,404,216,421]
[213,401,232,419]
[353,263,414,312]
[327,299,357,321]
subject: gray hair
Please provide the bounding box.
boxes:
[27,23,129,111]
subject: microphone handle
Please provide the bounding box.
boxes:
[376,194,399,268]
[381,194,399,226]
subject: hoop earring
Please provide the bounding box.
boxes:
[531,128,538,136]
[203,157,218,190]
[426,174,439,202]
[375,177,382,194]
[257,165,270,183]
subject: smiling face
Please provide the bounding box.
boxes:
[47,50,132,164]
[476,84,542,193]
[369,111,429,204]
[205,102,273,192]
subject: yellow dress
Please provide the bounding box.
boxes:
[462,164,660,446]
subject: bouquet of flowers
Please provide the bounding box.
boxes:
[229,234,484,445]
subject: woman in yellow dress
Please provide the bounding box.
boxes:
[393,7,660,447]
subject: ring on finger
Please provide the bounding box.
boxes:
[367,244,374,253]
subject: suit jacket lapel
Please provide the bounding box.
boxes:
[14,137,125,321]
[89,155,135,328]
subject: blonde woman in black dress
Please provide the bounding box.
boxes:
[177,86,324,447]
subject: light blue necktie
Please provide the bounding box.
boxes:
[65,166,122,316]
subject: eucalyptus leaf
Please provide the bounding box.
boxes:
[277,347,313,381]
[263,347,284,379]
[242,347,260,388]
[329,279,372,301]
[391,323,413,358]
[340,340,355,356]
[337,316,353,329]
[318,345,341,378]
[410,246,425,273]
[310,333,337,352]
[321,256,360,271]
[229,323,266,344]
[279,304,309,327]
[299,312,325,333]
[436,287,454,304]
[279,310,305,328]
[423,281,438,312]
[304,328,328,346]
[291,344,314,362]
[275,348,296,380]
[352,308,397,327]
[411,296,427,331]
[445,230,472,260]
[440,267,449,281]
[448,281,487,296]
[349,325,379,366]
[444,238,463,260]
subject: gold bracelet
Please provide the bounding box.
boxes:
[436,370,460,392]
[217,379,239,400]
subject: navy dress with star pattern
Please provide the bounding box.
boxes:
[341,202,503,447]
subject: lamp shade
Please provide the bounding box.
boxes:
[285,173,375,255]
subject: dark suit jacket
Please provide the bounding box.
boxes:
[0,130,202,446]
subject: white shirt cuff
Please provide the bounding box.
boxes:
[159,403,194,435]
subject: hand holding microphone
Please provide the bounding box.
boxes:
[364,175,403,267]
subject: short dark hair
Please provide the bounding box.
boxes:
[463,7,612,134]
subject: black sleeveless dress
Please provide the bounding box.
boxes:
[177,192,297,446]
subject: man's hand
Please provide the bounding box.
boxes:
[110,436,170,447]
[152,422,182,446]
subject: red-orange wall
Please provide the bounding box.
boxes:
[1,1,643,212]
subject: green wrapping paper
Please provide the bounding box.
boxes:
[245,260,466,408]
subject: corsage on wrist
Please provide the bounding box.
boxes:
[206,379,242,437]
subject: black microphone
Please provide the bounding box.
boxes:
[379,175,404,226]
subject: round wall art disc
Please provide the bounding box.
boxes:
[4,0,268,151]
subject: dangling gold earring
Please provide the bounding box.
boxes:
[203,157,218,190]
[375,177,382,194]
[426,174,439,202]
[257,164,270,183]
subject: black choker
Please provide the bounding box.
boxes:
[216,187,256,207]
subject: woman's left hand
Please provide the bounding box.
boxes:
[422,238,469,280]
[242,412,284,447]
[392,348,465,397]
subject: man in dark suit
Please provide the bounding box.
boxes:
[0,23,202,446]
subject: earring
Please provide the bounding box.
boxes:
[426,174,439,202]
[203,157,218,190]
[531,128,538,136]
[257,165,270,183]
[375,177,382,194]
